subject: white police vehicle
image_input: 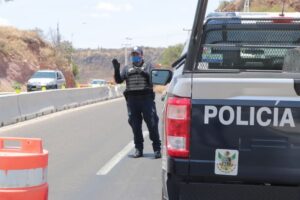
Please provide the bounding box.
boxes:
[151,2,300,200]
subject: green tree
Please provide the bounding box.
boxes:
[159,44,184,67]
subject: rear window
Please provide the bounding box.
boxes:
[196,18,300,72]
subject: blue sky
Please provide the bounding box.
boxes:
[0,0,221,49]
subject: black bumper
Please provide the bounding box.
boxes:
[164,158,300,200]
[166,177,300,200]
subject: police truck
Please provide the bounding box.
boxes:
[151,0,300,199]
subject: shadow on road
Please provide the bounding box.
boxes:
[127,153,158,160]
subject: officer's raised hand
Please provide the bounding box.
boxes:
[112,59,120,71]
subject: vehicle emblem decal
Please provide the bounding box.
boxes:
[215,149,239,176]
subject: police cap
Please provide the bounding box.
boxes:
[131,46,143,56]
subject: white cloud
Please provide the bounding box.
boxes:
[100,13,111,18]
[96,2,133,12]
[89,13,100,18]
[0,17,10,26]
[89,13,111,19]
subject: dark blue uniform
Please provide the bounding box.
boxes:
[114,62,161,154]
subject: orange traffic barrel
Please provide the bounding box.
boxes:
[0,137,48,200]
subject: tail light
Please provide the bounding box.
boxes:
[165,97,191,158]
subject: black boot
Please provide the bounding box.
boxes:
[154,151,161,159]
[133,149,143,158]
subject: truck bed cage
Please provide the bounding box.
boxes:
[191,17,300,72]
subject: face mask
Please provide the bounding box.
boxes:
[132,56,142,63]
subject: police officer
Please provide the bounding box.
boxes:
[112,46,161,159]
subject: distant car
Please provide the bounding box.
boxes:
[89,79,107,87]
[27,70,66,92]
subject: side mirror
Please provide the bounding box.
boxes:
[151,69,172,85]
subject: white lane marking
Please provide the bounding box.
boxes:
[0,98,124,132]
[96,131,149,176]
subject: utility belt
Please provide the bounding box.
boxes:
[124,89,155,100]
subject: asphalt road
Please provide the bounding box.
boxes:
[0,96,164,200]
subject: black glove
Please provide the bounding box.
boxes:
[112,59,120,71]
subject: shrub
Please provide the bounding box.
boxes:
[12,82,21,90]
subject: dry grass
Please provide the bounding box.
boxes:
[251,3,296,12]
[0,26,75,91]
[0,27,45,61]
[219,0,298,12]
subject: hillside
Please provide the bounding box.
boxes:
[218,0,300,12]
[0,25,168,91]
[73,47,165,83]
[0,27,75,92]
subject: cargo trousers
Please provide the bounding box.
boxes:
[126,94,161,152]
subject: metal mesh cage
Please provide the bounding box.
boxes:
[196,18,300,72]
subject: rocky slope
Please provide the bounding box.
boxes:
[73,47,165,83]
[0,25,165,91]
[219,0,300,12]
[0,27,75,92]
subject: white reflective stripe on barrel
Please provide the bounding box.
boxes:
[0,168,47,188]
